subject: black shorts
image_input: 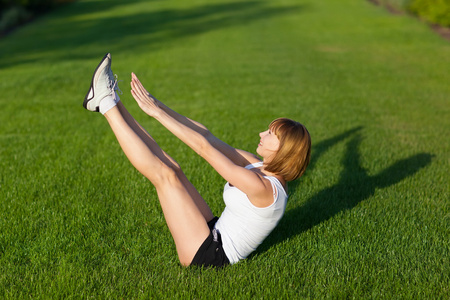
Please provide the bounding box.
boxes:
[190,217,230,268]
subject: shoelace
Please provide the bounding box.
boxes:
[112,74,123,95]
[108,73,123,95]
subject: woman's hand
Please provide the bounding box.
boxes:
[130,72,160,117]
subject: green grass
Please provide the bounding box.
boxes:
[0,0,449,298]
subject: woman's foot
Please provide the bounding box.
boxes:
[83,53,120,112]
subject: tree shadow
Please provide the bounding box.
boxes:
[256,127,434,253]
[0,0,306,68]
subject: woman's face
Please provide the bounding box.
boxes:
[257,128,280,159]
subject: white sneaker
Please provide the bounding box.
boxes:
[83,53,120,112]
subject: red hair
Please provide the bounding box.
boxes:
[264,118,311,181]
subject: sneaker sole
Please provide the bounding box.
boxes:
[83,53,111,112]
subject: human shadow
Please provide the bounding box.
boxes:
[257,127,433,253]
[0,0,305,68]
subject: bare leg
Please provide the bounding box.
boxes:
[115,102,215,220]
[104,103,214,265]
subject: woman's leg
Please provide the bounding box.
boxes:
[115,102,215,221]
[104,103,214,266]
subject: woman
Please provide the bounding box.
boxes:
[83,53,311,267]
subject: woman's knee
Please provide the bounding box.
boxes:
[151,161,183,187]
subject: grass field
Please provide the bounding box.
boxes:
[0,0,449,298]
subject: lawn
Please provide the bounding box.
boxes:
[0,0,449,298]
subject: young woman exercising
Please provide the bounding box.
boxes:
[83,53,311,267]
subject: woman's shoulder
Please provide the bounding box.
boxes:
[236,149,262,166]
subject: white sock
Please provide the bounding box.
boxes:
[99,92,120,115]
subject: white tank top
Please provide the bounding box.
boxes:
[214,162,288,264]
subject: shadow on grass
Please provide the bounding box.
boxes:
[0,0,305,68]
[256,126,433,254]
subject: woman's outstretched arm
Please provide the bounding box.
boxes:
[130,73,273,207]
[130,73,260,167]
